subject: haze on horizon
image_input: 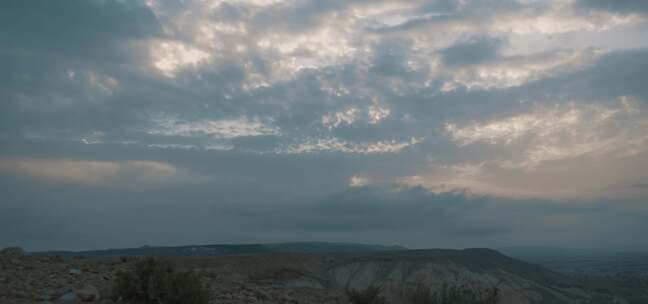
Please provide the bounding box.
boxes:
[1,0,648,252]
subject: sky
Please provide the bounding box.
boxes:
[1,0,648,252]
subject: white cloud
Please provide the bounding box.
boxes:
[6,0,648,202]
[446,98,648,169]
[368,105,390,124]
[86,71,119,93]
[490,3,642,35]
[321,108,361,129]
[149,116,280,139]
[421,98,648,199]
[277,137,422,155]
[0,159,209,188]
[442,48,604,90]
[79,131,106,145]
[446,105,580,146]
[152,40,210,77]
[321,105,391,129]
[349,175,370,187]
[398,163,510,197]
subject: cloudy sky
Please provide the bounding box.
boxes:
[2,0,648,251]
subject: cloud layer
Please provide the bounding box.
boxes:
[1,0,648,250]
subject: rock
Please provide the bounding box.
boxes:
[68,268,82,275]
[59,291,80,302]
[55,288,72,298]
[40,289,63,301]
[76,285,100,302]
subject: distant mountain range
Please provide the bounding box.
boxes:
[498,246,648,276]
[497,246,598,258]
[31,243,648,277]
[31,241,406,259]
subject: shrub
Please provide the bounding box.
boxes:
[409,285,435,304]
[346,284,387,304]
[408,283,499,304]
[111,257,209,304]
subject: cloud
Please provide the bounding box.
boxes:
[0,158,209,188]
[349,175,370,187]
[152,40,211,77]
[0,0,160,50]
[2,0,648,250]
[440,36,503,66]
[577,0,648,14]
[4,175,648,250]
[441,48,604,90]
[321,105,391,129]
[321,108,361,129]
[445,98,648,169]
[148,116,280,139]
[417,97,648,199]
[222,185,648,249]
[277,137,422,155]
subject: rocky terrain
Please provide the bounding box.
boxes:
[1,246,645,303]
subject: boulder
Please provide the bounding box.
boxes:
[76,285,100,302]
[59,291,80,302]
[68,268,82,275]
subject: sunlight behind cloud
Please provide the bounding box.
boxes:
[349,175,370,187]
[152,41,210,77]
[446,98,647,170]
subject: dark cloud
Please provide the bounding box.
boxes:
[2,173,647,251]
[440,36,503,66]
[259,187,513,237]
[0,0,163,141]
[0,0,160,55]
[577,0,648,14]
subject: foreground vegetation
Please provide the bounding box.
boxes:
[407,284,499,304]
[346,285,388,304]
[112,257,209,304]
[346,284,500,304]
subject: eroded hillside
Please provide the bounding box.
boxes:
[1,247,642,303]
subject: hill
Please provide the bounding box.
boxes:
[31,241,405,259]
[4,246,646,303]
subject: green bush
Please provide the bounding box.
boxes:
[111,257,209,304]
[408,283,499,304]
[346,284,387,304]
